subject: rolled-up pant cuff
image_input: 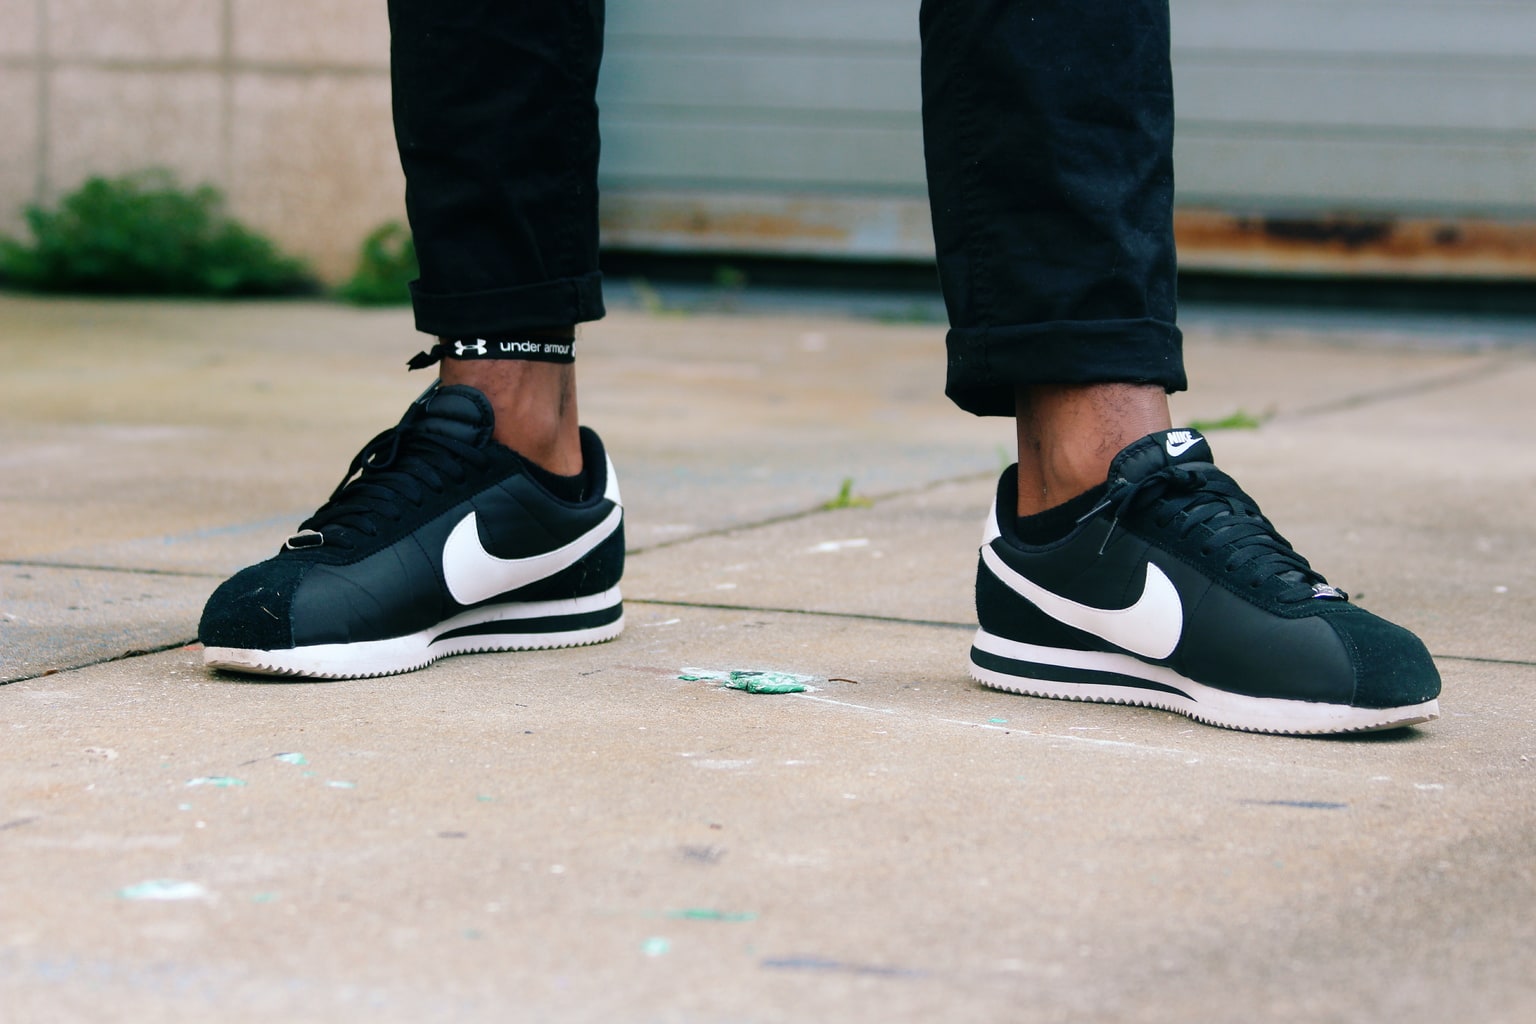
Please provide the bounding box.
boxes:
[408,271,606,338]
[945,317,1186,417]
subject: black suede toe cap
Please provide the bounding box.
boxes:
[198,558,313,652]
[1327,607,1442,709]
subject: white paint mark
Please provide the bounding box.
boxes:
[797,694,898,715]
[807,538,871,554]
[118,880,208,902]
[693,759,753,771]
[186,776,245,788]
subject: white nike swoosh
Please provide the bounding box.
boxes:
[1165,436,1204,457]
[981,544,1183,660]
[442,505,622,606]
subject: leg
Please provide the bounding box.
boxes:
[920,0,1183,514]
[390,0,605,470]
[198,1,624,678]
[921,1,1440,734]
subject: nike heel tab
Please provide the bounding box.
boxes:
[982,494,1002,545]
[575,426,622,508]
[602,452,622,506]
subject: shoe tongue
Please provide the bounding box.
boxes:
[414,384,495,447]
[1110,428,1214,483]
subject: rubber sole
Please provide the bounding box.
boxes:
[204,589,623,681]
[970,629,1439,736]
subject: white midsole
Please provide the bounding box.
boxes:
[204,587,623,680]
[970,629,1439,735]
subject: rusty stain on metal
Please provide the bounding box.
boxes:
[601,189,935,259]
[644,206,848,244]
[600,190,1536,281]
[604,193,851,246]
[1175,209,1536,280]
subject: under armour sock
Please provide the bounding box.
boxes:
[1015,483,1108,545]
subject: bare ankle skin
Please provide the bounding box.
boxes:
[439,358,582,476]
[1014,383,1172,518]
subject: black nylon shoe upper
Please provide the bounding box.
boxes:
[199,383,623,652]
[980,430,1440,710]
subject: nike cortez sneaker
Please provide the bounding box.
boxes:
[971,428,1440,735]
[200,382,624,679]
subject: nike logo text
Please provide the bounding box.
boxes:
[982,545,1184,660]
[442,505,621,606]
[1165,430,1204,458]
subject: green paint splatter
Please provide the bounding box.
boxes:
[642,937,672,957]
[274,752,308,766]
[326,780,356,790]
[724,674,809,694]
[680,668,814,694]
[118,880,208,901]
[988,718,1008,725]
[252,892,278,904]
[186,776,245,788]
[667,908,757,922]
[476,795,496,803]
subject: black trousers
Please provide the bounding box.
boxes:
[387,0,1185,417]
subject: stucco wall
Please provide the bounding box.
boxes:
[1,0,400,282]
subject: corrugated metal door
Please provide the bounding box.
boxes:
[597,0,1536,277]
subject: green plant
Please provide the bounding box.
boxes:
[712,264,748,290]
[1188,409,1265,433]
[821,477,872,511]
[874,302,945,325]
[0,170,314,296]
[338,221,418,305]
[629,277,691,316]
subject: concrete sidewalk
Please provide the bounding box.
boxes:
[1,293,1533,1023]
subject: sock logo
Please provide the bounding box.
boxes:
[455,339,488,357]
[1165,430,1204,458]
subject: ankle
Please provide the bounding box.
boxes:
[439,357,582,475]
[1014,382,1171,516]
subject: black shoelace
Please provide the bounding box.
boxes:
[285,400,490,551]
[1086,464,1345,603]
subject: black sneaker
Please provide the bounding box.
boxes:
[971,429,1440,735]
[200,383,624,679]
